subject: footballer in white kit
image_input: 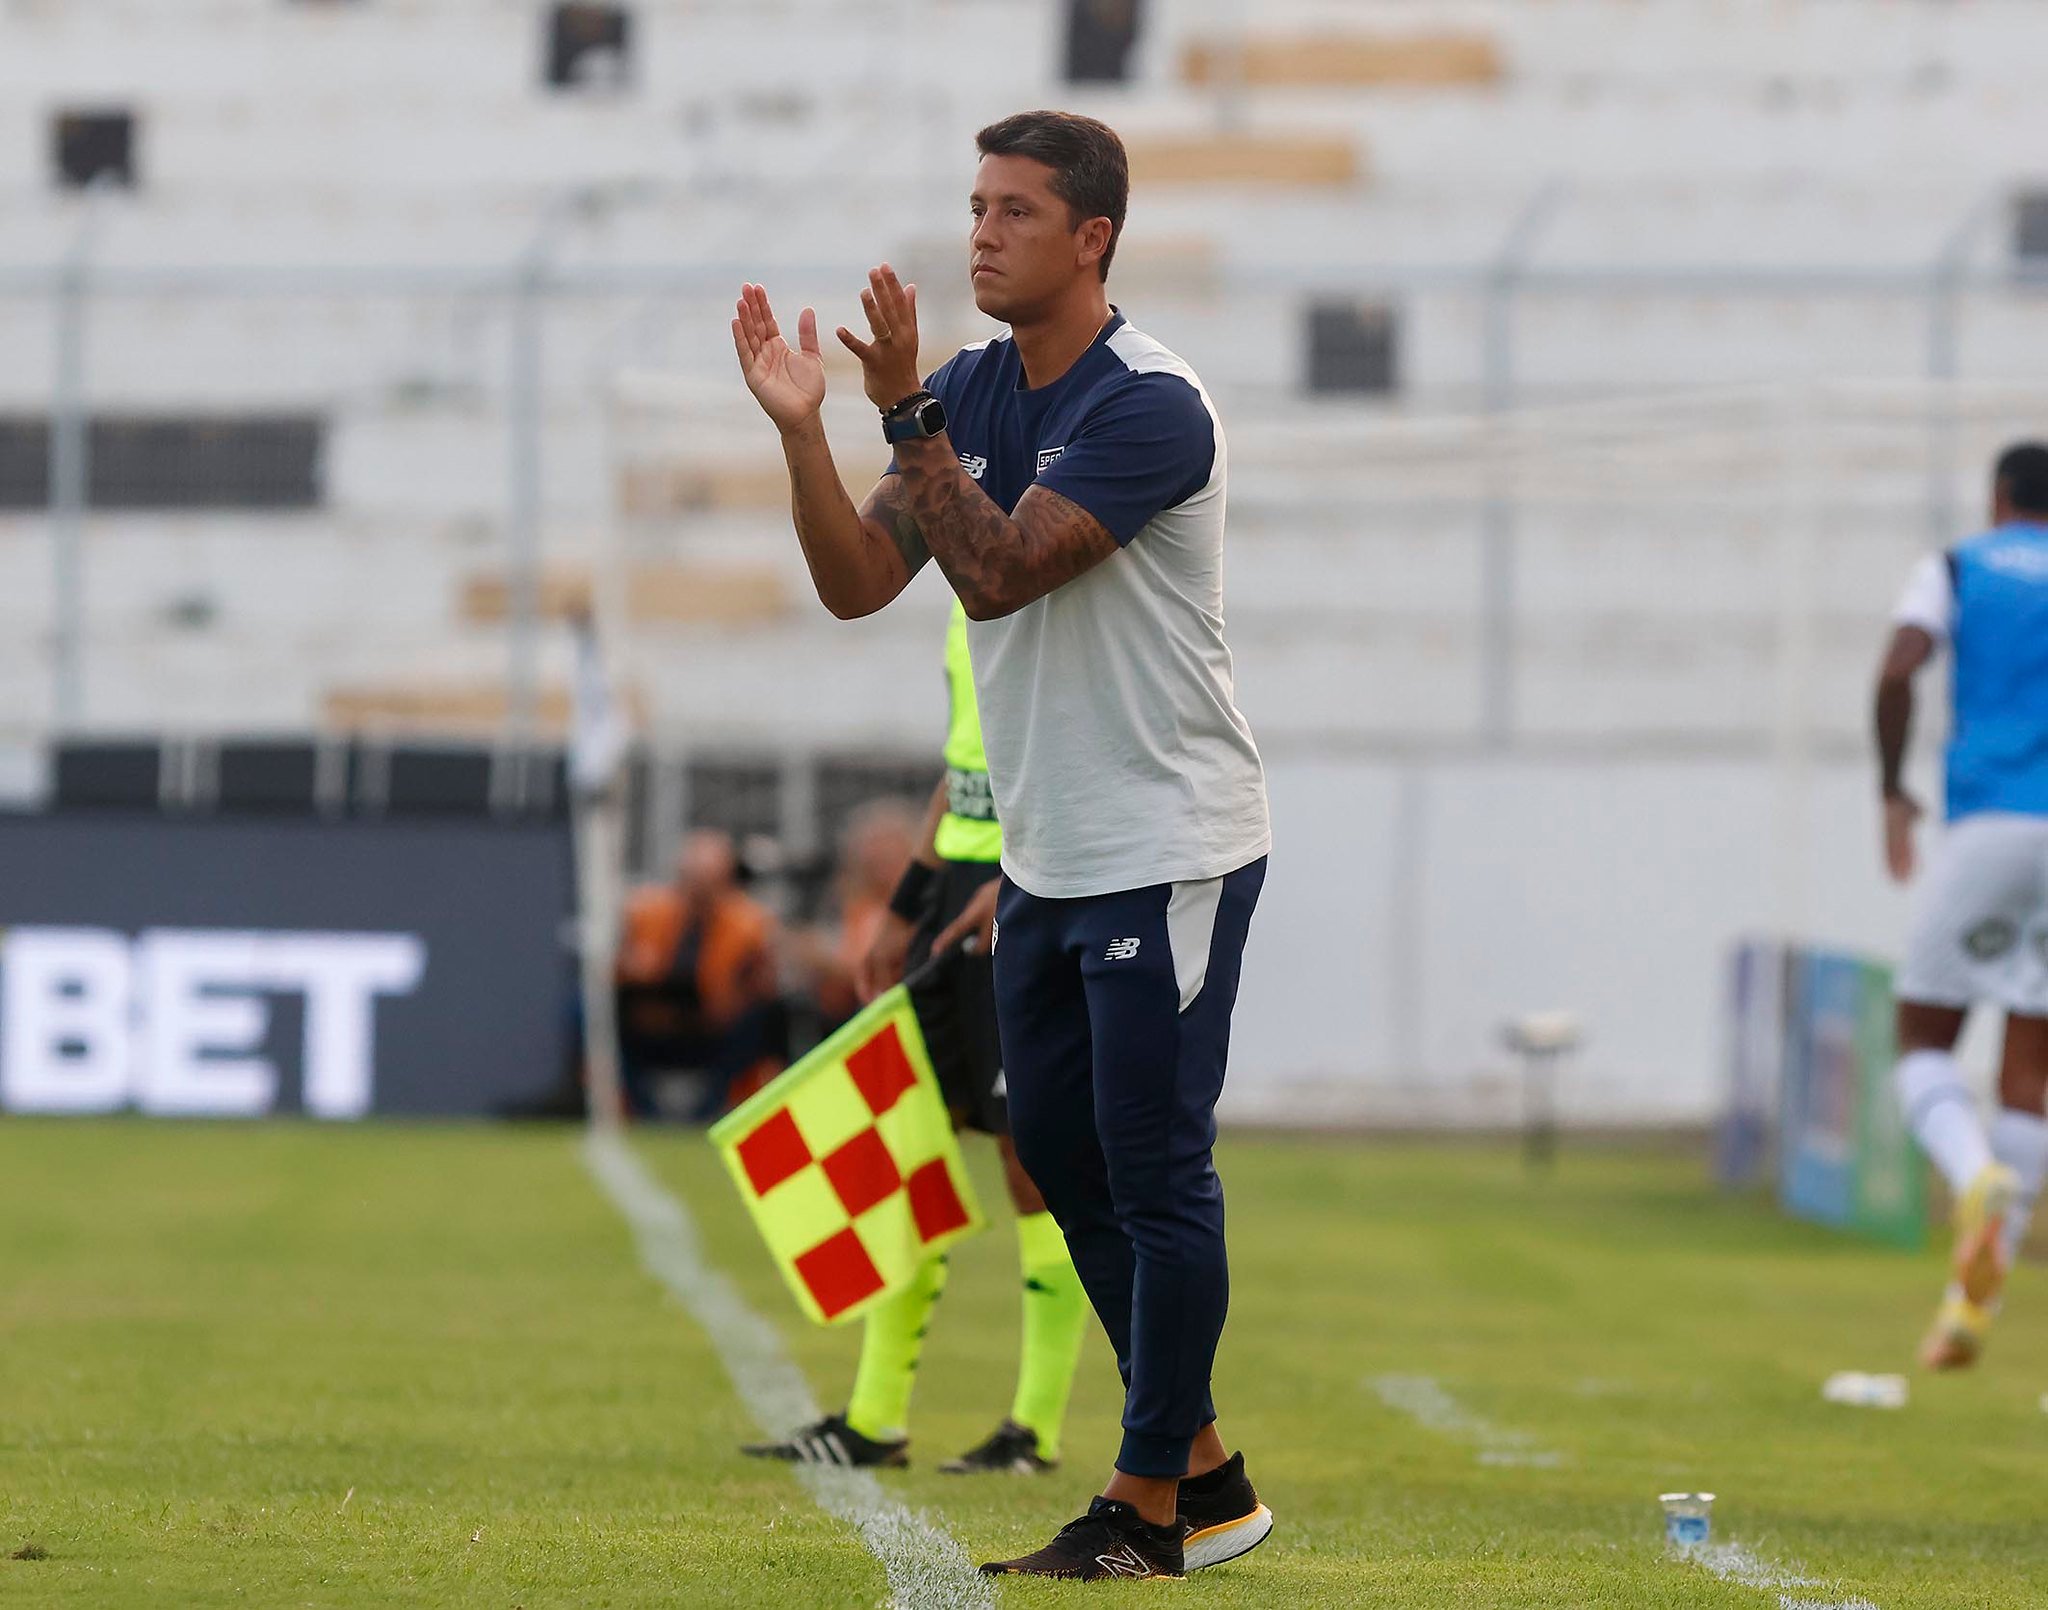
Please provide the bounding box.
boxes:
[1876,441,2048,1368]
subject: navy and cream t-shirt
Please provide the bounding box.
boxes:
[896,310,1269,899]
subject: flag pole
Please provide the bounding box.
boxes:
[568,606,631,1131]
[897,932,977,995]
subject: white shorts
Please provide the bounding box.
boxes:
[1897,812,2048,1015]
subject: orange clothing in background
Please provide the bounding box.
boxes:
[813,892,889,1026]
[618,884,777,1029]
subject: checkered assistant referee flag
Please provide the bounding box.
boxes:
[708,986,985,1325]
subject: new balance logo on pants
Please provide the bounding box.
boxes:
[1105,938,1141,961]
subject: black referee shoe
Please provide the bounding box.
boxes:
[1179,1452,1275,1570]
[938,1418,1057,1476]
[979,1496,1185,1580]
[739,1412,907,1469]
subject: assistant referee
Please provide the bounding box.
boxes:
[732,108,1272,1582]
[740,598,1090,1476]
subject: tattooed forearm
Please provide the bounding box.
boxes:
[859,475,933,576]
[892,437,1120,618]
[778,416,924,618]
[898,449,1022,617]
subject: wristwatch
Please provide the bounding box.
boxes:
[882,390,947,444]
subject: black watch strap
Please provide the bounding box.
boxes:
[881,391,946,445]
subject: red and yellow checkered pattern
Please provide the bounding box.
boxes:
[708,986,984,1325]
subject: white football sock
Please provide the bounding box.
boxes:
[1895,1049,1993,1194]
[1990,1108,2048,1260]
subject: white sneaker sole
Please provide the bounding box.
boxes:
[1183,1503,1274,1571]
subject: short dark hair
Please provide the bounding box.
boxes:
[975,110,1129,281]
[1995,441,2048,516]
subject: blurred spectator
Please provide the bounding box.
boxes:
[790,800,919,1030]
[616,828,786,1117]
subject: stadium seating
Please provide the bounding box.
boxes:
[50,738,164,810]
[1179,32,1504,90]
[1123,133,1362,186]
[5,0,2047,1116]
[4,0,2044,759]
[211,736,330,815]
[457,564,791,628]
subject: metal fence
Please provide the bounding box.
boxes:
[8,238,2046,1116]
[3,198,2046,762]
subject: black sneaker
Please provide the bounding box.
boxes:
[739,1412,908,1469]
[979,1496,1185,1580]
[1178,1451,1274,1570]
[938,1419,1057,1476]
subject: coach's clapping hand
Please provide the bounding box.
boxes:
[836,265,924,413]
[732,283,827,434]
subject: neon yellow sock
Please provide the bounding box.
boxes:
[1009,1211,1087,1461]
[844,1253,947,1442]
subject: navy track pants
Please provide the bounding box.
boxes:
[992,855,1265,1477]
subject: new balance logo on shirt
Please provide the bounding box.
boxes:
[959,452,988,481]
[1105,938,1141,961]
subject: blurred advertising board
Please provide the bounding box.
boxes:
[1719,939,1924,1248]
[0,813,574,1118]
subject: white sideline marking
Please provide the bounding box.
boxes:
[1367,1379,1877,1606]
[1683,1541,1879,1610]
[1368,1373,1563,1467]
[583,1130,994,1610]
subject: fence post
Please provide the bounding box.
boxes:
[1923,190,1997,548]
[504,182,658,751]
[1208,0,1250,132]
[506,261,546,750]
[1477,182,1566,748]
[1770,384,1819,942]
[49,184,113,731]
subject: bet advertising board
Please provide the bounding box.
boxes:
[0,813,575,1119]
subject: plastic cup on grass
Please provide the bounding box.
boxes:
[1660,1492,1714,1549]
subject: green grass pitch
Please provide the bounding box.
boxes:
[2,1119,2045,1607]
